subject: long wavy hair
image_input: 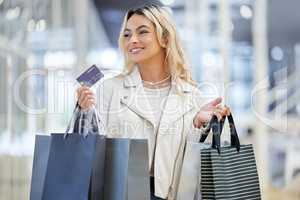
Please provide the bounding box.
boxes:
[118,4,196,85]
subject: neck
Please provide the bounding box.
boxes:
[137,52,170,83]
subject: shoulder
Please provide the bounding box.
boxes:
[97,72,126,91]
[176,78,201,96]
[94,72,126,106]
[177,79,208,108]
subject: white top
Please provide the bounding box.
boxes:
[143,85,171,126]
[143,85,171,176]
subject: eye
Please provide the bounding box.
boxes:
[139,30,149,34]
[123,32,131,38]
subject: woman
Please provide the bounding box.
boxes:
[77,4,230,200]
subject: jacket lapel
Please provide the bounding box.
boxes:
[159,79,195,129]
[120,67,156,126]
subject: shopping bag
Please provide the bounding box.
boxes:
[29,135,51,200]
[90,134,106,200]
[42,133,98,200]
[29,104,106,200]
[29,134,106,200]
[103,138,150,200]
[200,114,262,199]
[71,105,107,200]
[177,116,222,200]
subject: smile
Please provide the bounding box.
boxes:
[129,47,144,54]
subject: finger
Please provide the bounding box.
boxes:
[221,107,228,116]
[80,88,93,97]
[81,100,95,111]
[205,97,222,108]
[88,99,96,108]
[76,87,81,97]
[82,95,95,105]
[78,86,92,95]
[81,96,95,109]
[86,98,95,107]
[77,86,86,93]
[80,93,94,107]
[222,105,230,116]
[81,86,90,90]
[214,107,227,117]
[77,87,87,100]
[226,106,231,116]
[78,90,94,104]
[77,86,89,96]
[213,110,223,121]
[217,105,230,116]
[215,104,225,109]
[81,90,94,99]
[78,91,87,105]
[215,108,228,120]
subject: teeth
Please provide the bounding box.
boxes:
[130,48,143,53]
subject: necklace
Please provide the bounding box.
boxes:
[142,74,171,86]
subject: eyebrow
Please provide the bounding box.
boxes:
[124,25,150,32]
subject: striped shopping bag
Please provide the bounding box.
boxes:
[200,114,261,200]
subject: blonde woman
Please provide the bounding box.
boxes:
[77,4,230,200]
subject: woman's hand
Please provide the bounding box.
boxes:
[193,97,230,128]
[76,86,96,110]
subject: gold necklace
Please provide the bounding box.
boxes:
[142,74,171,86]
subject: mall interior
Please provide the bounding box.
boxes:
[0,0,299,199]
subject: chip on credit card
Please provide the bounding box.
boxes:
[76,65,104,87]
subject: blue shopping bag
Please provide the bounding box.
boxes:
[30,105,106,200]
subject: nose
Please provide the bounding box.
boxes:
[129,33,139,44]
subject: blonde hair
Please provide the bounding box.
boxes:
[118,4,196,85]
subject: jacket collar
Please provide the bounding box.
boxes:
[123,66,194,93]
[123,66,142,88]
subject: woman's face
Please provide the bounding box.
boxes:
[123,14,164,64]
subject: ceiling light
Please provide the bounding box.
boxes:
[240,5,252,19]
[27,19,35,32]
[161,0,175,6]
[271,46,284,61]
[36,19,46,31]
[5,7,20,20]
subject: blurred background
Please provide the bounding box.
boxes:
[0,0,299,199]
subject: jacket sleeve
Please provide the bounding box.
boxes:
[186,85,212,142]
[186,120,208,142]
[94,78,115,135]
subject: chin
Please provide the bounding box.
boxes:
[129,55,149,63]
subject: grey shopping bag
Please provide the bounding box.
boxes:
[200,114,262,200]
[104,138,151,200]
[177,116,221,200]
[177,141,204,200]
[89,135,106,200]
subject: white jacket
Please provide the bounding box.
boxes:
[95,67,206,199]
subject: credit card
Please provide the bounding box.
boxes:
[76,65,104,87]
